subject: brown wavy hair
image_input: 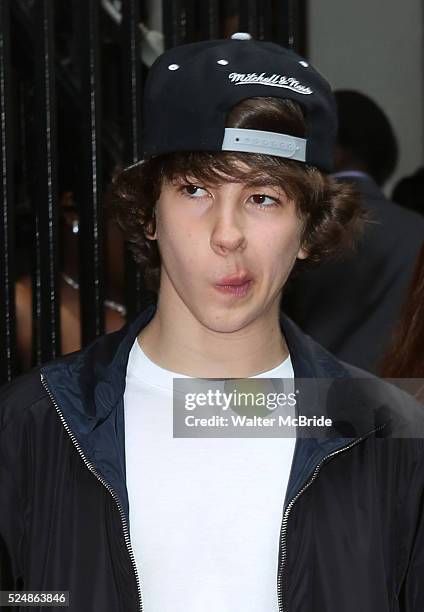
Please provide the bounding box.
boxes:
[107,97,364,294]
[381,242,424,384]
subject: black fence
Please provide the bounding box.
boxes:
[0,0,306,384]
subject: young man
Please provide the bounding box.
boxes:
[1,34,424,612]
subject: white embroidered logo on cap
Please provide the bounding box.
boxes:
[228,72,313,95]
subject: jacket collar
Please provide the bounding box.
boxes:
[41,301,385,520]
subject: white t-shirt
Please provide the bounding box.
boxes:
[124,337,296,612]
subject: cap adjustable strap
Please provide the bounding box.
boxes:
[221,127,307,162]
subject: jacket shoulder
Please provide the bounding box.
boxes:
[0,367,51,430]
[0,321,134,433]
[287,319,424,445]
[0,346,85,431]
[339,360,424,442]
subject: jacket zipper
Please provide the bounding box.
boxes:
[277,422,387,612]
[40,372,143,611]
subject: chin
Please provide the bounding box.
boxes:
[197,308,257,334]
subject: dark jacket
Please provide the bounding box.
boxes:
[282,174,424,374]
[1,301,424,612]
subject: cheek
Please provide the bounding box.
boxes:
[258,223,303,278]
[260,222,303,259]
[158,214,204,269]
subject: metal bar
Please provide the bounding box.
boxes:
[121,0,143,167]
[287,0,298,50]
[273,0,290,46]
[274,0,307,54]
[121,0,153,318]
[219,0,239,38]
[295,0,308,56]
[31,0,61,365]
[257,0,273,41]
[76,0,105,345]
[238,0,258,39]
[162,0,184,48]
[273,0,306,50]
[198,0,220,40]
[183,0,197,42]
[0,0,17,383]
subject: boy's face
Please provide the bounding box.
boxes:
[148,162,308,332]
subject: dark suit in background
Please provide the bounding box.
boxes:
[282,171,424,374]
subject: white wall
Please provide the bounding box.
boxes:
[308,0,424,195]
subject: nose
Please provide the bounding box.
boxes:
[209,206,247,255]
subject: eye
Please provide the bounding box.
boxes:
[248,194,280,209]
[179,184,209,198]
[178,183,281,209]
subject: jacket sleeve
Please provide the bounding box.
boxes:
[0,385,26,591]
[398,445,424,611]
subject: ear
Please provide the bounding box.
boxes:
[296,244,308,260]
[144,212,157,240]
[144,224,157,240]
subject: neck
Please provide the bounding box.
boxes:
[137,281,288,378]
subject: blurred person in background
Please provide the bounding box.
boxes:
[392,166,424,217]
[15,192,126,372]
[282,89,424,374]
[381,242,424,400]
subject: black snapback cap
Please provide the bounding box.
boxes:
[138,33,337,173]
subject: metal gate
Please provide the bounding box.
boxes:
[0,0,306,383]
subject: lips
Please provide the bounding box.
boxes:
[216,272,253,286]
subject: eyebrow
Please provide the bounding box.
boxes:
[170,175,283,191]
[240,178,283,189]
